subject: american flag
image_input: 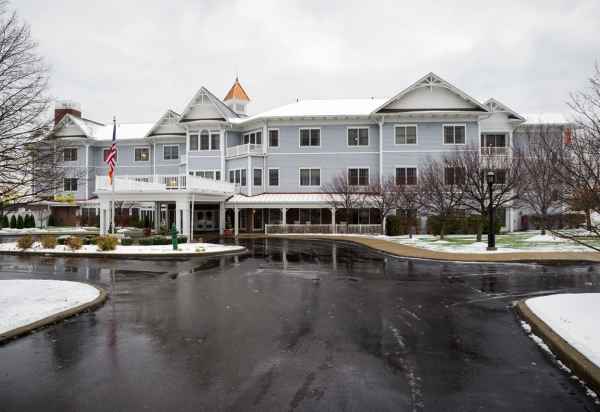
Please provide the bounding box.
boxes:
[106,117,117,184]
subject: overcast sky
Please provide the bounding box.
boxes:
[14,0,600,123]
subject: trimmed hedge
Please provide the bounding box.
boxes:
[386,215,419,236]
[16,235,34,250]
[120,237,134,246]
[138,237,154,246]
[96,235,119,251]
[426,215,502,236]
[40,235,57,249]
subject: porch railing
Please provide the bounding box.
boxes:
[264,224,382,235]
[481,147,508,156]
[225,143,263,158]
[95,175,235,194]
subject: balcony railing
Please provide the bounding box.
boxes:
[481,146,509,156]
[96,175,235,194]
[225,143,263,158]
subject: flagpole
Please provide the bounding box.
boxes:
[111,116,116,234]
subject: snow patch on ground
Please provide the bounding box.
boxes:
[0,227,96,235]
[526,293,600,368]
[0,242,244,255]
[0,279,99,335]
[524,234,565,242]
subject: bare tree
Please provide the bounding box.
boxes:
[542,64,600,250]
[322,172,366,230]
[516,126,563,234]
[0,2,67,214]
[453,145,525,241]
[366,176,401,234]
[396,183,420,238]
[418,156,466,239]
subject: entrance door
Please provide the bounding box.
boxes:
[196,210,216,231]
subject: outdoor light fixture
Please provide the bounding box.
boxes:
[486,171,496,251]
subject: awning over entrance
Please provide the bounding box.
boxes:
[226,193,332,209]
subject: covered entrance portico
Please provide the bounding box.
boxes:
[95,175,234,239]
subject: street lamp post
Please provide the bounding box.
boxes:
[486,171,496,251]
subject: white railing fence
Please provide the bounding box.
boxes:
[225,143,263,158]
[265,224,382,235]
[95,175,235,194]
[481,147,509,156]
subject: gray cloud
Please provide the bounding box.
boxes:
[15,0,600,123]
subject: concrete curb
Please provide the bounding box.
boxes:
[0,246,247,260]
[0,284,108,345]
[515,300,600,395]
[262,234,600,264]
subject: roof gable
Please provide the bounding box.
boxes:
[373,72,489,114]
[484,98,525,121]
[179,87,240,123]
[51,113,90,138]
[145,109,185,137]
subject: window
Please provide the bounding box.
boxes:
[243,131,262,145]
[103,149,117,162]
[269,129,279,147]
[299,128,320,147]
[395,125,417,145]
[163,145,179,160]
[300,168,320,186]
[483,168,507,185]
[190,170,221,180]
[253,168,262,186]
[348,168,369,186]
[348,128,369,146]
[235,169,241,184]
[268,168,279,186]
[134,147,149,162]
[63,148,77,162]
[200,131,210,150]
[241,169,247,186]
[480,134,506,148]
[396,167,417,185]
[444,167,466,185]
[63,178,78,192]
[211,132,220,150]
[229,170,235,183]
[190,134,199,151]
[443,125,466,144]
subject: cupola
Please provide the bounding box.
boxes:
[224,77,250,116]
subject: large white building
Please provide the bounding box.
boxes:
[46,73,573,237]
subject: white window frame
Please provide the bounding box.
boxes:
[62,147,78,162]
[243,130,262,145]
[134,146,150,162]
[189,133,199,151]
[394,124,418,145]
[346,127,369,147]
[299,167,321,187]
[63,177,78,192]
[163,144,180,160]
[268,128,280,148]
[298,127,321,148]
[394,166,418,186]
[189,169,221,180]
[103,148,117,163]
[253,168,262,186]
[347,167,370,186]
[210,131,220,150]
[443,123,467,145]
[268,168,280,187]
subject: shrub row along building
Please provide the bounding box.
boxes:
[45,73,572,237]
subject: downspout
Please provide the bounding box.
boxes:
[378,116,384,183]
[263,120,268,193]
[85,144,89,199]
[153,141,156,177]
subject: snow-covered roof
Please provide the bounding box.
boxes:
[523,113,573,125]
[231,98,388,123]
[88,122,154,140]
[227,193,333,205]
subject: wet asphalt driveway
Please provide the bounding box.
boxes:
[0,238,599,411]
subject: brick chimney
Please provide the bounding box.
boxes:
[54,100,82,125]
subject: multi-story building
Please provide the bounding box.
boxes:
[46,72,572,237]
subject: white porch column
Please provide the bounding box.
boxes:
[220,129,225,181]
[219,202,226,235]
[331,207,336,233]
[378,117,384,184]
[234,207,239,237]
[176,199,190,238]
[99,200,110,235]
[154,201,160,232]
[282,207,287,225]
[247,156,252,196]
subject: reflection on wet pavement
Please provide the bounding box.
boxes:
[0,238,599,411]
